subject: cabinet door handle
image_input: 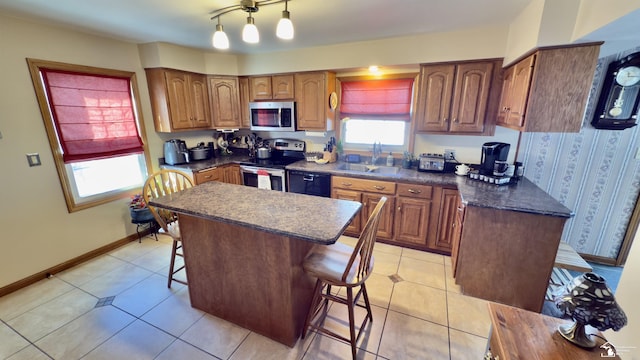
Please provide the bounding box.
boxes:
[443,117,448,123]
[407,189,422,194]
[453,118,459,123]
[342,182,352,187]
[373,185,385,190]
[204,175,213,179]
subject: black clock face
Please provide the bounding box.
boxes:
[592,51,640,130]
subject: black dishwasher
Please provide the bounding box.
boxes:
[288,170,331,197]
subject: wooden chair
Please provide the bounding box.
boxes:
[302,197,388,359]
[142,169,194,288]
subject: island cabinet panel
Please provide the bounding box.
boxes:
[455,206,567,312]
[295,71,336,131]
[145,68,212,132]
[208,76,241,129]
[496,43,600,132]
[430,187,459,253]
[179,215,315,347]
[415,59,501,135]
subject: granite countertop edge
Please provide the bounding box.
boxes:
[287,161,574,218]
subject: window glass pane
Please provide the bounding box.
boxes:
[344,119,406,145]
[69,154,146,198]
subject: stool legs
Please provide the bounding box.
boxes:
[167,239,187,288]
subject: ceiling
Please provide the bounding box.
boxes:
[0,0,534,54]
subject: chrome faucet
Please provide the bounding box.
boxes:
[372,141,382,165]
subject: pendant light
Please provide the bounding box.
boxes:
[242,12,259,43]
[212,17,229,49]
[276,0,294,40]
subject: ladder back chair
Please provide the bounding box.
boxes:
[143,169,194,288]
[302,197,388,360]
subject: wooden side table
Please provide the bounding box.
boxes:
[487,302,620,359]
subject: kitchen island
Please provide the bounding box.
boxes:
[149,181,361,346]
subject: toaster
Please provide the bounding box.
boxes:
[418,153,445,172]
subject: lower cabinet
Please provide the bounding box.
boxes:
[331,176,395,239]
[222,164,242,185]
[194,167,222,185]
[331,175,456,254]
[191,164,241,185]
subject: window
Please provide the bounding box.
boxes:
[339,77,415,151]
[27,59,151,212]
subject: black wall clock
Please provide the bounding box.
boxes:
[592,51,640,130]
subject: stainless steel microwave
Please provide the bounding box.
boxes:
[249,101,296,132]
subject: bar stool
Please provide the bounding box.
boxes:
[143,169,194,288]
[302,197,387,360]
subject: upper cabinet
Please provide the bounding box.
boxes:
[146,68,212,132]
[238,77,251,128]
[295,71,336,131]
[415,59,501,135]
[249,74,294,101]
[496,43,601,132]
[208,76,241,129]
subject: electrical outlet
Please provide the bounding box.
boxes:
[444,149,456,161]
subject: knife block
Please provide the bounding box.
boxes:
[323,150,337,163]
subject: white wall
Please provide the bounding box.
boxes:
[0,14,162,286]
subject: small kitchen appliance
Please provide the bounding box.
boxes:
[418,153,445,172]
[249,101,296,132]
[164,139,189,165]
[480,142,510,175]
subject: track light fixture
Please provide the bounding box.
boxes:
[210,0,294,50]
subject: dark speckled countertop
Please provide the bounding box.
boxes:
[287,161,573,218]
[164,156,573,219]
[149,181,362,244]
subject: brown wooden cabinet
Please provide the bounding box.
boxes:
[331,176,395,239]
[415,60,500,135]
[238,76,251,128]
[450,196,465,277]
[208,76,241,129]
[394,183,440,248]
[496,43,600,132]
[332,176,452,253]
[249,74,294,100]
[145,68,212,132]
[222,164,242,185]
[430,187,459,253]
[295,71,336,131]
[194,167,221,185]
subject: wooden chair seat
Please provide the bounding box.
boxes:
[302,197,387,360]
[303,241,371,285]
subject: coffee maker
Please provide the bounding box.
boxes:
[480,142,510,175]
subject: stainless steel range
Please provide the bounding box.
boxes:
[239,138,305,192]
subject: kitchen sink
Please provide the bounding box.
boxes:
[337,163,400,174]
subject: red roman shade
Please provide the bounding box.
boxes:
[340,78,414,121]
[41,69,144,163]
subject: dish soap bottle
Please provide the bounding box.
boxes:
[386,152,394,166]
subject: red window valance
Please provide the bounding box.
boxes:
[340,78,414,121]
[41,69,144,163]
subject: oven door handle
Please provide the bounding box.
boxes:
[240,165,285,177]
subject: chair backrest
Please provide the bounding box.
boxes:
[142,169,194,233]
[342,197,387,283]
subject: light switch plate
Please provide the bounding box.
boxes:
[27,153,41,166]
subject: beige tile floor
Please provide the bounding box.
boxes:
[0,234,492,360]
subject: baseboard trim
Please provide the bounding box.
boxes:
[0,232,144,298]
